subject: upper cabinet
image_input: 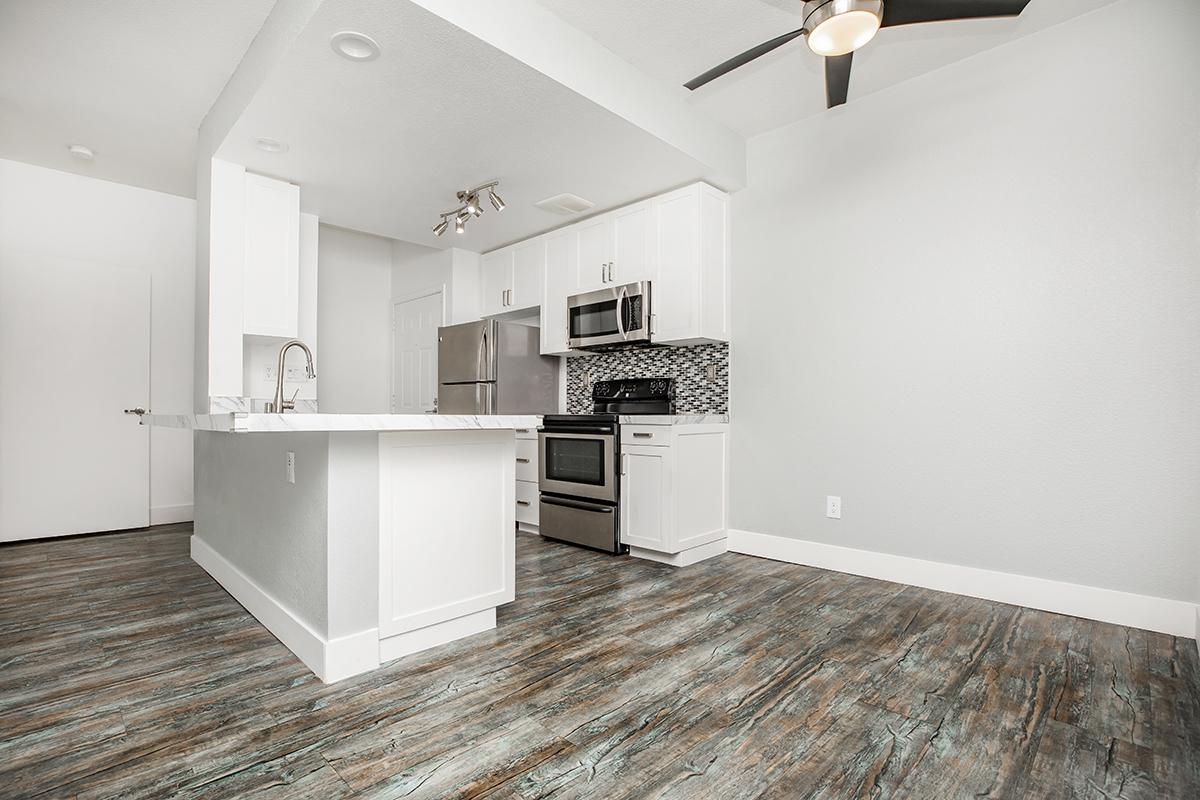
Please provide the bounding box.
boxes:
[651,183,730,346]
[243,173,301,338]
[480,239,544,316]
[482,181,730,355]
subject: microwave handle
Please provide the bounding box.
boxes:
[616,284,628,340]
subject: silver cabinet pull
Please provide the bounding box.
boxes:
[516,457,531,463]
[621,453,628,475]
[516,500,531,506]
[124,407,148,416]
[632,432,652,438]
[515,428,530,433]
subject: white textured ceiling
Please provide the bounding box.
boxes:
[0,0,274,197]
[534,0,1126,137]
[218,0,709,252]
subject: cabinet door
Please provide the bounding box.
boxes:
[573,216,609,290]
[619,445,673,551]
[243,173,300,337]
[652,186,699,342]
[609,200,654,287]
[511,238,544,311]
[541,229,575,355]
[480,248,513,317]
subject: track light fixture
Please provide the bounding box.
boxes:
[435,181,504,237]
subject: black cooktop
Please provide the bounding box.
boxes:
[544,377,675,425]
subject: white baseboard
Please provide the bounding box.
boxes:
[630,538,727,567]
[190,536,381,683]
[727,529,1198,639]
[379,608,496,664]
[150,503,194,525]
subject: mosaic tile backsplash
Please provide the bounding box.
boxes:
[565,342,729,414]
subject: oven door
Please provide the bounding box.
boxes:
[567,281,651,350]
[538,430,617,502]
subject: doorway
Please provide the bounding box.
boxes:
[390,289,443,414]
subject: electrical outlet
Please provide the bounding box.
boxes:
[706,364,717,382]
[825,495,841,519]
[285,366,307,381]
[286,451,295,484]
[263,366,277,381]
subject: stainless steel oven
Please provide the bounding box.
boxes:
[567,281,652,351]
[538,427,616,503]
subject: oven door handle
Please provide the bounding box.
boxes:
[540,495,615,513]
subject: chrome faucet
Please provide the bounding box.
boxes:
[265,339,316,413]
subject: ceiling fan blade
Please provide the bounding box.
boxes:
[881,0,1031,28]
[825,53,853,108]
[684,28,806,90]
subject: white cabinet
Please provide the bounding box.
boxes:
[242,173,300,338]
[541,230,575,355]
[534,183,729,355]
[619,423,728,566]
[515,426,540,531]
[653,184,730,344]
[608,200,655,287]
[481,240,544,316]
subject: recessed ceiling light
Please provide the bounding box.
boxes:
[253,137,288,153]
[67,144,94,160]
[330,31,381,62]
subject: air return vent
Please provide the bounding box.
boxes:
[534,193,595,215]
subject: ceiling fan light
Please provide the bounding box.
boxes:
[804,0,882,57]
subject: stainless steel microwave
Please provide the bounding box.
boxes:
[567,281,652,351]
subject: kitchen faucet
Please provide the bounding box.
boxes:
[265,339,316,413]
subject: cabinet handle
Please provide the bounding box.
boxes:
[516,500,531,506]
[516,457,530,463]
[621,453,628,475]
[515,428,530,433]
[608,262,614,282]
[632,432,653,439]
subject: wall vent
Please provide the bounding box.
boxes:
[534,193,595,215]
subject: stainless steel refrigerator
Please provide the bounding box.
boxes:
[437,320,559,414]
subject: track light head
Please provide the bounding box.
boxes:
[433,217,449,236]
[464,194,478,215]
[454,217,466,234]
[488,189,505,212]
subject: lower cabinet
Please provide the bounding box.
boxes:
[515,427,539,531]
[619,424,728,565]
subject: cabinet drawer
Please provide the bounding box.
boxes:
[516,480,539,525]
[515,438,538,482]
[620,425,669,447]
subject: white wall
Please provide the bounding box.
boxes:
[0,159,196,522]
[730,0,1200,603]
[317,225,394,412]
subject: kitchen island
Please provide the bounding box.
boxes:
[144,413,538,682]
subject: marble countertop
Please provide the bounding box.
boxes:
[142,413,543,433]
[617,414,729,425]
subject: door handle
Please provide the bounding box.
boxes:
[123,407,148,416]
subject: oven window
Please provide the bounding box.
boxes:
[545,437,606,485]
[570,300,618,339]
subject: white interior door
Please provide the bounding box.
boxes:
[0,254,150,541]
[391,291,443,413]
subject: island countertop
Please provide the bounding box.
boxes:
[142,412,542,433]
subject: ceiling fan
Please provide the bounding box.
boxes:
[685,0,1031,108]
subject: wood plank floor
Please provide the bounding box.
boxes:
[1,524,1198,799]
